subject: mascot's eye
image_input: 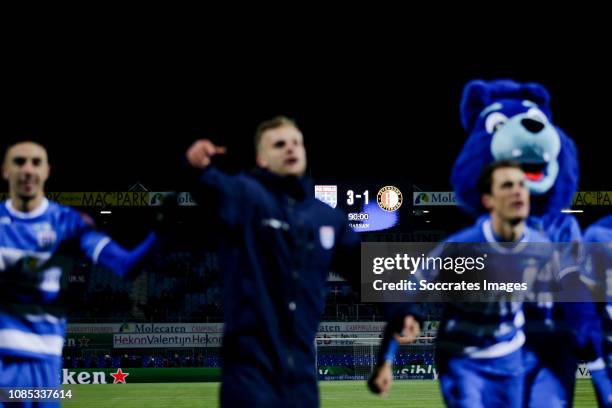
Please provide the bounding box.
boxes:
[526,108,548,123]
[485,112,508,134]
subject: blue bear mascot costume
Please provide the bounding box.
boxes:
[451,79,611,407]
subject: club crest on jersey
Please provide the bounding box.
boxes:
[319,226,335,249]
[34,222,57,249]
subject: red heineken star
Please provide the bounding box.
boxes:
[110,368,129,384]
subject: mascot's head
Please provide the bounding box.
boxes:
[451,79,578,216]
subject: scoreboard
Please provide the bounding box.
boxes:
[314,183,408,233]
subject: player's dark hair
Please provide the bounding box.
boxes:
[2,136,49,164]
[477,160,522,195]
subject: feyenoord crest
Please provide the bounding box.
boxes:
[319,226,335,249]
[377,186,403,212]
[314,185,338,208]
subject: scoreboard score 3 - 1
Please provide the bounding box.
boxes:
[314,184,404,233]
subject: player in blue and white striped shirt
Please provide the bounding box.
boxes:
[369,161,554,408]
[0,140,157,407]
[582,215,612,407]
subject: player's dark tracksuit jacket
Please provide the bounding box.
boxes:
[190,166,361,408]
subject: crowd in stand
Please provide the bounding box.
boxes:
[62,351,219,369]
[62,349,435,370]
[65,250,443,323]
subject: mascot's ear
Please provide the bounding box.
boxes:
[461,80,553,131]
[460,80,491,132]
[521,82,551,113]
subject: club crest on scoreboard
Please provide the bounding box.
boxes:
[377,186,403,212]
[315,185,338,208]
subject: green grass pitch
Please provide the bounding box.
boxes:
[61,379,598,407]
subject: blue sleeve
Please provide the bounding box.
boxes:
[81,230,113,262]
[596,215,612,230]
[62,208,112,261]
[582,224,612,290]
[383,338,398,363]
[65,208,157,278]
[376,324,400,366]
[545,214,582,279]
[546,213,582,243]
[97,232,157,278]
[581,237,602,286]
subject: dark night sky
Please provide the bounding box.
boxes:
[3,29,610,194]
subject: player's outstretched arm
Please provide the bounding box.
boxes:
[96,232,158,279]
[68,209,158,280]
[184,139,250,227]
[368,315,421,395]
[186,139,227,169]
[368,360,393,396]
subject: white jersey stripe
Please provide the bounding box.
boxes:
[24,313,66,325]
[0,247,53,271]
[462,330,525,359]
[0,328,64,356]
[92,237,111,264]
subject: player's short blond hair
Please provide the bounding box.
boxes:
[254,116,299,151]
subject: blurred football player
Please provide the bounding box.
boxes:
[0,140,157,407]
